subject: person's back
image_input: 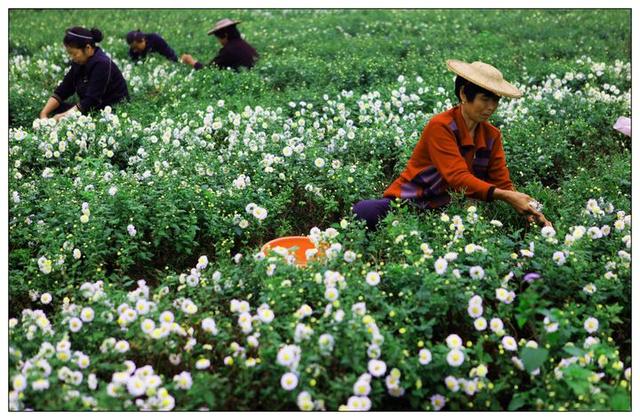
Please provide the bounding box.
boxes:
[71,47,129,110]
[180,18,258,72]
[214,37,258,70]
[40,27,129,121]
[127,30,178,62]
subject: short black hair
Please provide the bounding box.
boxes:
[212,25,241,40]
[126,30,145,45]
[64,27,103,49]
[454,76,500,102]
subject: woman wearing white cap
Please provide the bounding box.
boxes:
[353,59,552,230]
[181,18,258,71]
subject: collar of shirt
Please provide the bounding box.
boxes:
[452,105,488,151]
[82,47,104,69]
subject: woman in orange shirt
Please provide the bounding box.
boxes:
[353,59,552,230]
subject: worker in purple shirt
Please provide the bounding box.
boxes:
[181,18,258,71]
[39,27,129,121]
[126,30,178,62]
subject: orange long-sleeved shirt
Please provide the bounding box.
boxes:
[383,105,513,208]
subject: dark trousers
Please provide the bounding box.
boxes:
[352,198,392,230]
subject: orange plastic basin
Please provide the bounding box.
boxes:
[261,236,319,267]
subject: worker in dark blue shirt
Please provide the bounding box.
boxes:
[39,27,129,121]
[181,18,258,72]
[126,30,178,62]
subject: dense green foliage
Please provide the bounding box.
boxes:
[8,9,631,411]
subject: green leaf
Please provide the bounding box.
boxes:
[610,391,630,411]
[563,365,591,396]
[563,345,586,357]
[520,347,548,373]
[508,393,527,411]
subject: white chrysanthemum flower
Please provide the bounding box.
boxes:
[434,257,448,275]
[430,394,446,411]
[38,256,53,274]
[31,378,50,391]
[201,317,219,334]
[583,283,597,295]
[252,206,268,220]
[127,376,147,397]
[446,349,465,367]
[353,379,371,396]
[115,340,130,353]
[40,293,52,304]
[501,335,518,351]
[297,391,314,411]
[541,226,556,238]
[135,299,151,315]
[584,317,599,333]
[195,358,211,370]
[127,224,137,237]
[314,157,325,168]
[489,318,504,334]
[614,219,625,231]
[341,250,356,263]
[469,266,485,280]
[475,364,488,378]
[520,249,534,258]
[277,345,301,368]
[552,251,566,265]
[69,317,83,332]
[543,316,559,333]
[159,311,174,324]
[141,319,155,334]
[496,288,511,303]
[73,248,82,259]
[444,252,458,261]
[415,243,432,258]
[587,227,603,239]
[257,307,275,323]
[365,271,381,286]
[467,303,483,318]
[474,317,487,331]
[464,243,476,254]
[80,307,95,322]
[173,371,192,390]
[468,295,482,306]
[418,349,432,365]
[318,333,335,352]
[181,299,198,315]
[368,359,387,377]
[13,374,27,392]
[446,334,463,349]
[324,287,339,302]
[281,372,299,391]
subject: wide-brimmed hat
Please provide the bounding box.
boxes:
[446,59,523,98]
[207,18,241,35]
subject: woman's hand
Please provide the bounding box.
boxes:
[180,54,196,66]
[494,188,553,227]
[39,97,61,120]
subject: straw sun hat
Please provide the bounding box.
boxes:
[207,18,241,35]
[446,59,523,98]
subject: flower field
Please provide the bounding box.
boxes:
[7,9,632,411]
